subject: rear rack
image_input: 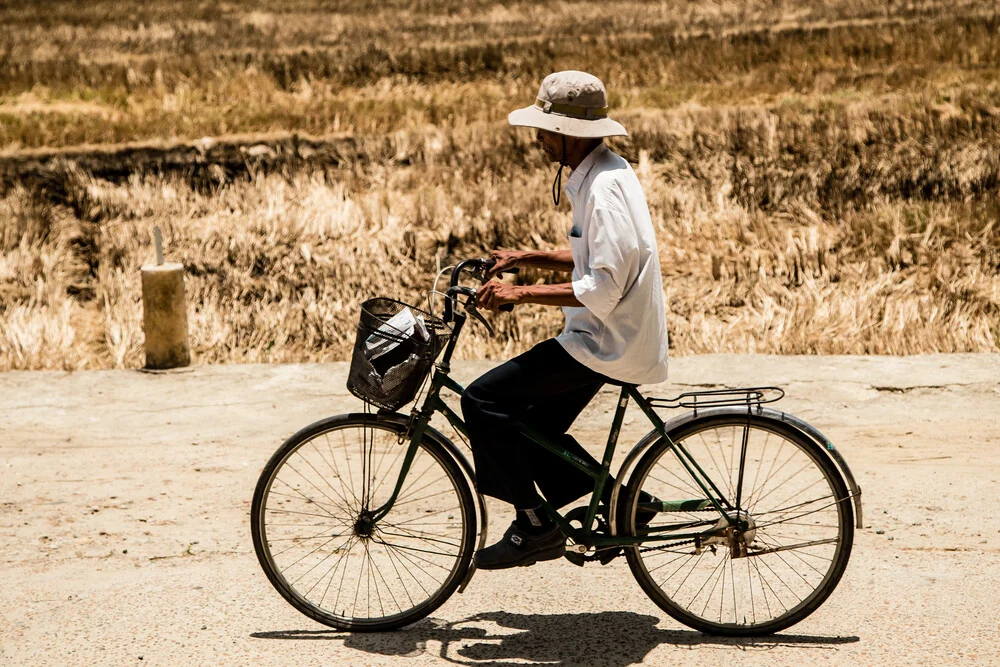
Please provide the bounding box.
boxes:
[648,387,784,415]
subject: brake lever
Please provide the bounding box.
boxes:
[464,296,496,337]
[448,285,496,337]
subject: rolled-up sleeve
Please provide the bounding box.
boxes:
[572,206,639,322]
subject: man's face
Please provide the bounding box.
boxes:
[535,129,564,163]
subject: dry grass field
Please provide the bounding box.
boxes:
[1,0,998,370]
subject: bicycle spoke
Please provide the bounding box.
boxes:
[393,460,442,504]
[644,550,695,574]
[689,555,727,615]
[745,447,799,510]
[388,504,462,527]
[303,535,357,598]
[383,538,417,609]
[367,541,402,616]
[369,436,408,499]
[729,557,738,623]
[378,524,463,550]
[382,540,448,586]
[371,539,460,563]
[363,541,385,619]
[288,533,353,586]
[271,527,348,558]
[697,431,733,501]
[280,460,352,518]
[268,484,352,522]
[267,507,349,520]
[311,440,360,515]
[751,535,838,563]
[649,471,702,499]
[750,553,781,616]
[395,471,450,506]
[750,461,824,511]
[755,549,806,604]
[666,551,705,597]
[747,436,787,509]
[338,430,360,510]
[753,493,835,518]
[754,499,841,531]
[351,540,365,619]
[390,487,457,509]
[382,541,434,598]
[747,430,772,512]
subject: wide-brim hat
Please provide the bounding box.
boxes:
[508,70,627,138]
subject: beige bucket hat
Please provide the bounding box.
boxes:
[508,70,627,138]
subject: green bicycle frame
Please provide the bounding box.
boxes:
[369,312,741,549]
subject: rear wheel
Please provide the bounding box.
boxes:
[622,414,854,635]
[251,414,476,631]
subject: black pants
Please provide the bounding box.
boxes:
[461,338,609,509]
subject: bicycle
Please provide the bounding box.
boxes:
[251,257,863,636]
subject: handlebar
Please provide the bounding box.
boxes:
[442,258,520,335]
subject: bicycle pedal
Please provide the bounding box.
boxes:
[564,551,586,567]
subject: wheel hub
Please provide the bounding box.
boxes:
[700,511,757,558]
[353,511,376,538]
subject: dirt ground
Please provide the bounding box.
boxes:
[2,354,999,666]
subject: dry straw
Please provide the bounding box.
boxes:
[1,0,998,369]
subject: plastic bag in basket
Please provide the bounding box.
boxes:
[365,307,431,376]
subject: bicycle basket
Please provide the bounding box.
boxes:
[347,297,451,411]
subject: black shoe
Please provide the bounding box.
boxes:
[474,522,566,570]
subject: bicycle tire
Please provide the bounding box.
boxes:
[622,413,854,636]
[251,413,477,631]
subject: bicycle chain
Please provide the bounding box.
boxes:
[636,538,697,554]
[568,537,698,563]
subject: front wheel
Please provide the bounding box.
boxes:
[251,413,477,631]
[622,414,854,636]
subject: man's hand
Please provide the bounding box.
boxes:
[476,280,522,312]
[485,249,523,280]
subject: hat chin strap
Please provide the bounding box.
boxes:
[552,135,567,207]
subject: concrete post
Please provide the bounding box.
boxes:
[141,228,191,369]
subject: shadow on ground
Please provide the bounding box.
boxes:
[252,611,859,666]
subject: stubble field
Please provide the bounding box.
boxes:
[1,0,998,370]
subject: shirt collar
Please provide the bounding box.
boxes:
[564,143,608,199]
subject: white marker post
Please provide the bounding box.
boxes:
[141,226,191,369]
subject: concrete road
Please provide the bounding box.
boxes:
[2,355,999,666]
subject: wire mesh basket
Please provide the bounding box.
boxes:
[347,298,451,411]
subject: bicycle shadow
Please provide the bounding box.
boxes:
[252,610,859,666]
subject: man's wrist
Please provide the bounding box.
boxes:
[513,285,528,304]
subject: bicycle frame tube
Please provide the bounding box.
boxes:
[626,387,734,517]
[370,344,737,542]
[368,364,466,522]
[583,386,630,533]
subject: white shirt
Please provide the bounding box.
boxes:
[556,143,670,385]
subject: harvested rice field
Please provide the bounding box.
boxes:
[1,0,998,369]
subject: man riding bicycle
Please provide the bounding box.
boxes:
[463,70,670,570]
